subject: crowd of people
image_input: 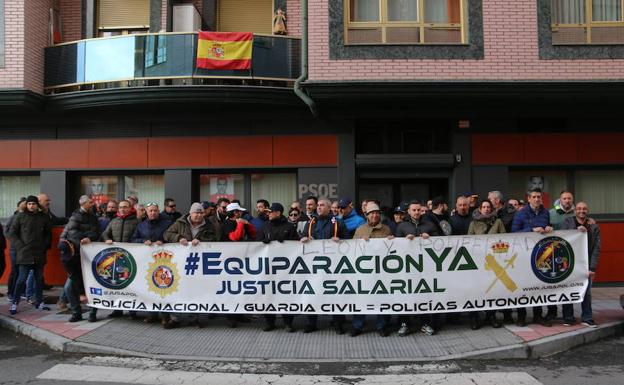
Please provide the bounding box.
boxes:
[0,187,600,337]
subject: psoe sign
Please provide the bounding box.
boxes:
[298,183,338,199]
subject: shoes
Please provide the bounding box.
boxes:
[503,314,515,324]
[398,322,410,337]
[485,315,502,328]
[516,316,527,327]
[36,303,50,311]
[163,319,180,329]
[469,316,481,330]
[263,323,276,332]
[303,325,317,334]
[88,312,97,322]
[9,303,17,315]
[68,313,83,323]
[57,300,68,310]
[350,328,362,337]
[581,320,597,328]
[534,316,552,327]
[563,319,575,326]
[108,310,123,318]
[420,324,434,336]
[334,324,345,335]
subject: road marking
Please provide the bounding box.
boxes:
[38,364,543,385]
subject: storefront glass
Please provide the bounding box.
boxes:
[0,175,40,223]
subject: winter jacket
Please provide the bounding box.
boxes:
[101,213,139,242]
[256,215,299,243]
[495,204,516,233]
[164,214,219,243]
[160,210,182,223]
[561,217,601,272]
[221,218,257,242]
[302,214,349,240]
[395,216,437,237]
[341,210,366,237]
[512,205,550,233]
[549,204,575,230]
[449,213,472,235]
[353,222,392,239]
[59,208,101,262]
[131,216,172,243]
[7,210,52,265]
[423,211,452,236]
[250,215,269,235]
[467,217,506,235]
[0,223,6,254]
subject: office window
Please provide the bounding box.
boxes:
[199,174,246,206]
[0,175,40,222]
[508,171,568,210]
[575,170,624,214]
[250,173,297,208]
[552,0,624,44]
[78,174,164,209]
[345,0,466,44]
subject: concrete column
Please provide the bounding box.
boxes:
[164,169,194,212]
[40,171,68,218]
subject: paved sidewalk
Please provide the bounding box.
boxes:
[1,287,622,362]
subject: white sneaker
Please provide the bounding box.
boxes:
[581,320,597,328]
[421,324,434,336]
[398,323,409,337]
[9,303,17,315]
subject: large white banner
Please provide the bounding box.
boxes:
[81,230,589,314]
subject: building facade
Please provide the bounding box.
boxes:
[0,0,623,284]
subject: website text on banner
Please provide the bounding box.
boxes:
[81,231,589,315]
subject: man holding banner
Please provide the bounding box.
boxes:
[301,198,349,334]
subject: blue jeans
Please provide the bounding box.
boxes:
[64,275,81,315]
[352,314,390,331]
[13,264,44,306]
[562,280,593,322]
[25,270,34,298]
[7,248,18,297]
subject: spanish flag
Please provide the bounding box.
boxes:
[196,31,253,70]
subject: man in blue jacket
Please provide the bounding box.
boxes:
[337,198,365,237]
[131,202,172,246]
[512,188,554,327]
[301,198,349,333]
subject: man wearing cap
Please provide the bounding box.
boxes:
[301,198,349,334]
[161,198,182,222]
[337,198,366,238]
[389,204,406,235]
[8,196,52,315]
[257,202,299,332]
[59,195,100,322]
[201,201,221,238]
[163,202,219,329]
[221,202,256,242]
[350,202,394,337]
[215,197,231,224]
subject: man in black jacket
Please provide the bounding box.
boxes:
[257,203,299,332]
[8,196,52,315]
[59,195,100,322]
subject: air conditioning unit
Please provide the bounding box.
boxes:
[173,4,202,32]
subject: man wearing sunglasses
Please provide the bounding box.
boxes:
[161,198,182,222]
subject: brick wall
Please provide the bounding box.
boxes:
[286,0,300,36]
[59,0,81,42]
[308,0,624,81]
[23,0,53,93]
[0,0,24,88]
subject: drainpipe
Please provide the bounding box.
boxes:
[293,0,319,116]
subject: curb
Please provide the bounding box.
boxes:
[0,313,71,352]
[1,313,622,362]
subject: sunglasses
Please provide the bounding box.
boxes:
[167,205,176,208]
[289,213,299,217]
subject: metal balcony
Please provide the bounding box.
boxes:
[44,32,301,94]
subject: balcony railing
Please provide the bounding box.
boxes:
[44,32,301,94]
